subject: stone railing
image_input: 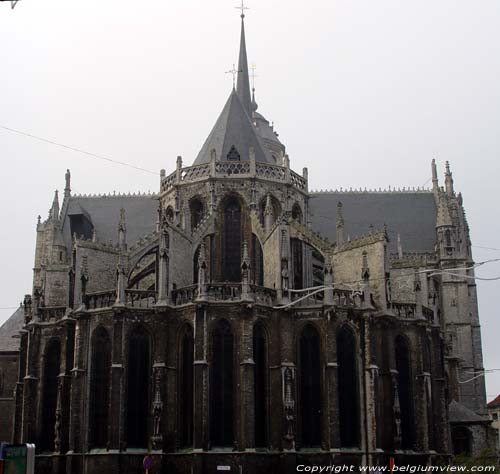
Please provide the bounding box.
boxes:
[252,285,277,306]
[171,285,197,306]
[39,306,66,322]
[390,302,417,319]
[125,289,157,308]
[161,161,307,194]
[86,290,116,310]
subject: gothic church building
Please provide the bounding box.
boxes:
[0,9,496,474]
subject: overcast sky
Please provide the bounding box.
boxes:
[1,0,499,399]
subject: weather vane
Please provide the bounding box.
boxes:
[226,64,242,89]
[235,0,249,18]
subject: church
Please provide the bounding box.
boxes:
[0,7,497,474]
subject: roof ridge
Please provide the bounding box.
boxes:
[310,186,432,194]
[71,191,158,199]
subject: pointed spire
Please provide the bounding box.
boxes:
[445,161,454,196]
[236,8,252,114]
[50,190,60,221]
[431,159,439,194]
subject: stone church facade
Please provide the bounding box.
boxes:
[0,10,496,474]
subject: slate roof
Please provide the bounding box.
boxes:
[193,90,273,166]
[61,194,158,249]
[449,400,486,423]
[488,394,500,409]
[309,191,437,253]
[0,307,23,352]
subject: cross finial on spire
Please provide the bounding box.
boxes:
[235,0,249,18]
[226,63,242,89]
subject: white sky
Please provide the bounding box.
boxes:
[1,0,499,399]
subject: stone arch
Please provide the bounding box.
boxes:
[210,318,234,447]
[291,202,303,223]
[337,324,360,447]
[253,321,269,447]
[126,324,152,448]
[89,326,112,449]
[189,195,205,231]
[258,193,281,228]
[178,323,194,448]
[395,334,415,450]
[298,323,322,448]
[40,338,61,451]
[128,244,159,290]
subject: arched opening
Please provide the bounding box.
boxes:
[190,198,204,231]
[223,197,242,282]
[291,238,303,290]
[128,248,158,290]
[292,203,303,223]
[89,327,111,449]
[178,325,194,448]
[395,335,415,450]
[40,339,61,451]
[337,325,360,447]
[253,323,268,447]
[451,426,471,456]
[299,324,322,447]
[252,234,264,286]
[166,206,174,222]
[126,326,151,448]
[210,319,234,447]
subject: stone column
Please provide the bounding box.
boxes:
[239,311,255,450]
[325,314,339,449]
[13,330,28,443]
[67,312,89,474]
[193,305,209,450]
[109,312,125,450]
[21,325,40,443]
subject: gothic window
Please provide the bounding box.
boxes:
[337,325,360,447]
[223,198,242,282]
[291,238,303,290]
[299,324,322,447]
[210,319,234,447]
[126,326,151,448]
[89,327,111,449]
[179,325,194,448]
[253,323,268,447]
[166,206,174,222]
[312,248,325,290]
[227,145,241,161]
[40,339,61,451]
[190,198,204,231]
[451,426,471,455]
[292,203,303,223]
[252,234,264,286]
[395,335,415,450]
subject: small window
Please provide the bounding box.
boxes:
[227,145,241,161]
[493,413,498,421]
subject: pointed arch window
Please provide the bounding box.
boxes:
[190,198,204,231]
[40,339,61,451]
[253,323,268,447]
[126,326,151,448]
[291,238,303,290]
[252,234,264,286]
[179,325,194,448]
[395,335,415,450]
[337,325,360,447]
[299,324,322,447]
[89,327,111,449]
[210,319,234,447]
[223,198,242,282]
[227,145,241,161]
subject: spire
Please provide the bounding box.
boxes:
[431,159,439,195]
[236,8,252,114]
[445,161,454,196]
[64,169,71,198]
[50,190,60,221]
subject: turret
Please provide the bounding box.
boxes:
[445,161,454,196]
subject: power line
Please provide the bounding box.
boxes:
[0,125,159,176]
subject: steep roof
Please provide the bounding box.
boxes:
[193,90,273,165]
[0,307,24,352]
[309,191,437,253]
[449,400,486,423]
[488,394,500,409]
[61,194,158,249]
[236,15,252,114]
